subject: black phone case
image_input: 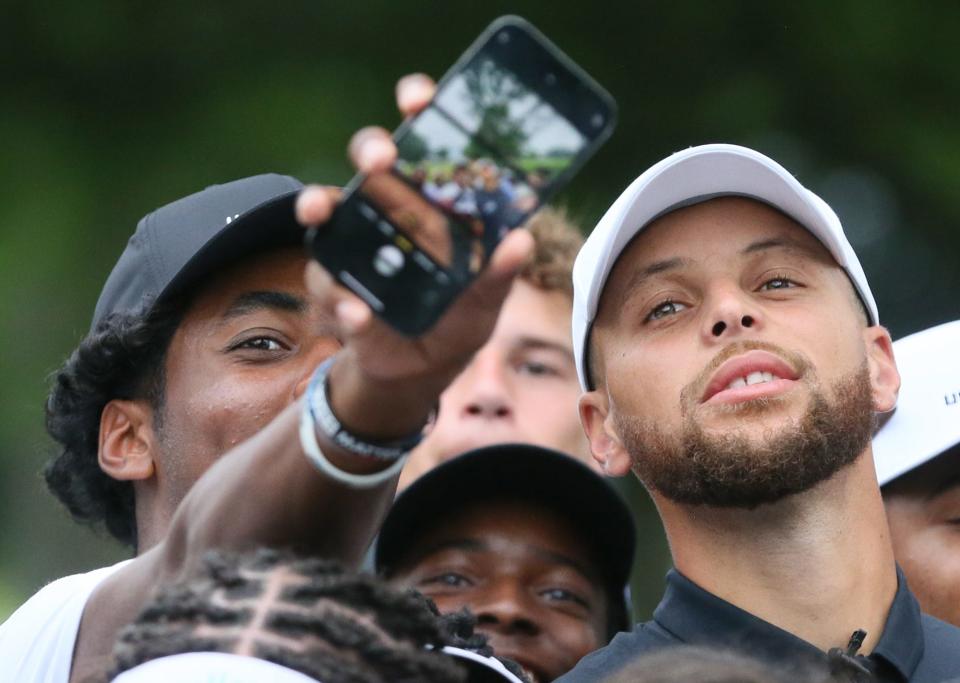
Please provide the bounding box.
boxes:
[309,15,617,336]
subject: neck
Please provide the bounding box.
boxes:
[133,480,171,554]
[656,450,897,653]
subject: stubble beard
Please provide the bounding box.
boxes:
[615,358,875,509]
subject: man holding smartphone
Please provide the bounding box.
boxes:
[555,144,960,681]
[0,74,536,683]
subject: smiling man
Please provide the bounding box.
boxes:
[557,144,960,682]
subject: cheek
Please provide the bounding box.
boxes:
[895,526,960,615]
[545,615,603,668]
[789,308,865,375]
[164,370,292,467]
[603,335,693,418]
[888,506,960,600]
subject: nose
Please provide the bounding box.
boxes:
[701,283,762,343]
[458,350,514,421]
[473,582,541,637]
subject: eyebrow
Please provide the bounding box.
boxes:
[623,236,825,299]
[740,236,822,260]
[926,471,960,502]
[512,336,574,358]
[622,256,689,299]
[221,291,307,320]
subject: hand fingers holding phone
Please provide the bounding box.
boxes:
[348,127,397,173]
[299,17,615,442]
[395,73,436,117]
[297,185,375,336]
[296,184,340,224]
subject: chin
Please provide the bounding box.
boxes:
[700,393,801,420]
[427,432,514,461]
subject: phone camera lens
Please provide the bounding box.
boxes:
[591,113,605,128]
[545,72,557,86]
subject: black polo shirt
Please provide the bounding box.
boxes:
[557,568,960,682]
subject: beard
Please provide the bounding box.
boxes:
[615,346,875,509]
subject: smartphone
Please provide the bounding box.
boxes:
[308,15,617,335]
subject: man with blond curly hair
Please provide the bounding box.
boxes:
[399,207,599,489]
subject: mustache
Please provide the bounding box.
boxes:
[679,340,813,409]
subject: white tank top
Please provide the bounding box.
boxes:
[0,560,130,683]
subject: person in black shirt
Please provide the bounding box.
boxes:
[561,144,960,682]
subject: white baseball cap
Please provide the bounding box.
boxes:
[441,646,527,683]
[110,648,525,683]
[571,143,878,390]
[111,652,320,683]
[873,320,960,486]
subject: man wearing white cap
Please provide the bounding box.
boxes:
[874,320,960,628]
[557,144,960,681]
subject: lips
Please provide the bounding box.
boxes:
[701,350,801,405]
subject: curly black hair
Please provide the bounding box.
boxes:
[43,302,184,549]
[106,548,497,683]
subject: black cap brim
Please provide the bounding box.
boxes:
[376,443,636,596]
[93,174,306,328]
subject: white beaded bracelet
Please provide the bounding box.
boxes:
[298,394,407,489]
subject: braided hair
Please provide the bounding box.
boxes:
[108,548,486,683]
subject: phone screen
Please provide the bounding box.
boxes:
[310,16,615,335]
[356,22,610,277]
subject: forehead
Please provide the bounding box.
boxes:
[404,498,598,571]
[493,280,573,344]
[600,197,836,304]
[177,247,309,324]
[624,197,831,273]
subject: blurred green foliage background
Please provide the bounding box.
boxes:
[1,1,958,622]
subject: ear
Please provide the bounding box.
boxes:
[863,326,900,413]
[99,399,157,482]
[579,391,633,477]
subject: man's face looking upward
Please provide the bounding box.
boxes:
[882,446,960,627]
[400,278,593,489]
[580,197,898,507]
[386,500,609,683]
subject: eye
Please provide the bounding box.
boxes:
[420,572,473,589]
[759,276,799,291]
[235,337,285,352]
[645,299,687,322]
[539,587,589,608]
[225,333,292,358]
[517,361,558,377]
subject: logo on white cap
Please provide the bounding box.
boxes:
[873,320,960,486]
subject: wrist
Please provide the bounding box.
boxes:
[326,351,448,440]
[307,357,427,460]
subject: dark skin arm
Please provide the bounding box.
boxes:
[68,74,534,682]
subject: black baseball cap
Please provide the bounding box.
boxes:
[92,174,305,330]
[375,443,637,634]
